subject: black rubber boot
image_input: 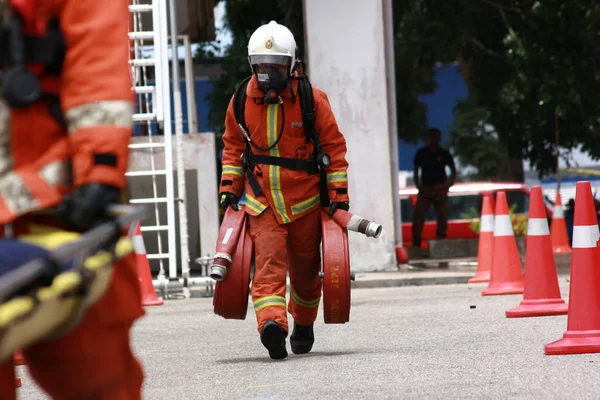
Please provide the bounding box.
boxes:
[260,320,288,360]
[290,323,314,354]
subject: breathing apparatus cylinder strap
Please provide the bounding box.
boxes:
[248,154,319,174]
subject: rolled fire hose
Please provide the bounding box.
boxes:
[210,206,247,282]
[209,206,383,281]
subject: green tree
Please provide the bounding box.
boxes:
[394,0,600,181]
[498,1,600,177]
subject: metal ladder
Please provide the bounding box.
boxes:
[127,0,178,297]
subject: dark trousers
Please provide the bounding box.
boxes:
[412,184,449,247]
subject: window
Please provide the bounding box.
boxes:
[400,194,483,222]
[447,194,483,220]
[491,190,529,214]
[505,190,529,214]
[400,198,413,223]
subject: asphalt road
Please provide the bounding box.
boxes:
[16,281,600,399]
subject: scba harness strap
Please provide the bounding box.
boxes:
[232,74,331,207]
[0,6,67,128]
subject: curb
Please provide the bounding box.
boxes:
[351,275,473,289]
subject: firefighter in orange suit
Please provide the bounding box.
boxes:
[219,21,350,360]
[0,0,144,398]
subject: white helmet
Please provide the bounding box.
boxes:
[247,20,297,76]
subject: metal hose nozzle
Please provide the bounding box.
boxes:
[365,221,382,238]
[210,265,227,282]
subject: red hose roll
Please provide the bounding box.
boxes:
[321,209,352,324]
[213,214,253,320]
[331,209,382,238]
[210,206,247,281]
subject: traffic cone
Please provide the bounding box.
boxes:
[550,192,572,254]
[545,181,600,355]
[505,186,568,317]
[132,222,163,306]
[468,194,494,283]
[481,191,524,296]
[14,352,24,389]
[13,352,23,366]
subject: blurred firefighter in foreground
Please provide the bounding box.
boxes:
[219,21,350,360]
[0,0,144,398]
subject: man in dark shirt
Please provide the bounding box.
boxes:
[412,128,457,248]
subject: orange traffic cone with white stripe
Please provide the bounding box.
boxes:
[545,181,600,355]
[550,192,572,254]
[481,191,525,296]
[132,222,163,306]
[14,351,24,388]
[505,186,567,317]
[469,194,494,283]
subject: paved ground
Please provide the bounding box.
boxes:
[16,278,600,400]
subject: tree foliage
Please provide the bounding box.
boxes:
[394,0,600,180]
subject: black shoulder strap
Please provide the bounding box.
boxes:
[296,75,331,207]
[232,75,252,134]
[296,75,316,143]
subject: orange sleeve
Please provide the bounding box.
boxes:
[219,96,246,197]
[313,89,350,203]
[59,0,134,189]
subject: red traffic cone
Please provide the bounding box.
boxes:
[545,181,600,355]
[469,194,494,283]
[132,223,163,306]
[14,352,24,389]
[550,193,572,254]
[481,191,524,296]
[13,352,24,366]
[505,186,567,317]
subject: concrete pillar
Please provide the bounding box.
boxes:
[303,0,397,272]
[194,132,220,258]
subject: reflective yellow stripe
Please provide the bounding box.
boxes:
[253,295,287,311]
[291,291,320,308]
[327,171,348,184]
[267,104,290,223]
[222,165,244,177]
[245,194,267,214]
[291,194,320,215]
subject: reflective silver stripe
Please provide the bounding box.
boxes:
[493,215,514,237]
[572,225,600,249]
[39,161,71,187]
[527,218,549,236]
[0,100,13,177]
[0,171,40,215]
[65,100,134,134]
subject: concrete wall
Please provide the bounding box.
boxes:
[127,133,219,274]
[303,0,397,271]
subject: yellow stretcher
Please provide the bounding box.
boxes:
[0,205,146,363]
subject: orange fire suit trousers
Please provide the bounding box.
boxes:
[0,224,145,399]
[249,207,322,334]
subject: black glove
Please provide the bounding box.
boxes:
[56,183,121,232]
[328,201,349,217]
[220,193,240,212]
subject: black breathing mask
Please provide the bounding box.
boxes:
[256,65,289,104]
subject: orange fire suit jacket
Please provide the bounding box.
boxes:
[0,0,133,224]
[220,75,350,225]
